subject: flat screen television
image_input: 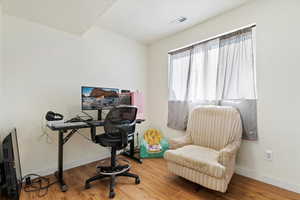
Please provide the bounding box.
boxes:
[2,128,22,200]
[81,86,120,110]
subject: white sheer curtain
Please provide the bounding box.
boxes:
[168,39,220,130]
[168,50,191,130]
[216,30,257,100]
[169,49,191,101]
[187,39,219,101]
[168,27,257,140]
[217,29,258,140]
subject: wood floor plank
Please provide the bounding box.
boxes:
[18,157,300,200]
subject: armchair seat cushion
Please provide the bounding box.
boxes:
[164,145,225,178]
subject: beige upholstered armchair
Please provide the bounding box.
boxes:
[164,106,242,192]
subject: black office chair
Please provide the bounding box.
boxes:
[85,106,140,198]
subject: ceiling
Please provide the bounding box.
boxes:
[97,0,250,44]
[2,0,251,44]
[2,0,116,35]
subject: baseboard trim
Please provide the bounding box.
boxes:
[29,152,111,177]
[235,166,300,194]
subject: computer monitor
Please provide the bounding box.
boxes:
[119,92,132,106]
[81,86,120,111]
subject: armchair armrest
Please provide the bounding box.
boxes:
[218,140,241,166]
[169,134,192,149]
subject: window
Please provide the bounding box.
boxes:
[168,25,258,140]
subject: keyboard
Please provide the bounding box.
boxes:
[48,121,87,128]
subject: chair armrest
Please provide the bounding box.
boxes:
[218,140,241,166]
[169,134,192,149]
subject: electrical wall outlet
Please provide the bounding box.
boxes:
[265,150,273,161]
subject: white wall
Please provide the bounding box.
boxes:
[0,3,2,99]
[148,0,300,193]
[0,2,5,146]
[3,15,148,175]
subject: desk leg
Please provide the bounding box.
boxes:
[121,133,143,164]
[130,135,135,156]
[56,130,68,192]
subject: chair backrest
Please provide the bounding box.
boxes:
[186,105,242,150]
[104,106,137,146]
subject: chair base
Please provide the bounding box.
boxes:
[86,146,140,198]
[85,167,140,198]
[96,164,131,175]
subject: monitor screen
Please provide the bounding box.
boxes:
[81,86,119,110]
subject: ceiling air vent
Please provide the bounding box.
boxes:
[170,16,187,24]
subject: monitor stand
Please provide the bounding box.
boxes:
[97,109,102,121]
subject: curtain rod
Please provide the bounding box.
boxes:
[168,24,256,55]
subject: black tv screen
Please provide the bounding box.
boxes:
[81,86,119,110]
[2,128,22,200]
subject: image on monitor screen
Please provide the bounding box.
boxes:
[82,86,119,110]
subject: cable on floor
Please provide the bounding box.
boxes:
[22,174,57,198]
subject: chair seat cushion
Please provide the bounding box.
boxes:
[164,145,226,178]
[95,133,133,148]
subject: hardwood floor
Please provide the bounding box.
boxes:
[20,157,300,200]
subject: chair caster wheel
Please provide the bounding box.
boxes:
[109,191,116,198]
[61,184,68,192]
[85,183,91,189]
[135,177,140,184]
[96,168,101,174]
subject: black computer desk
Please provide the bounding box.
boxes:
[47,119,145,192]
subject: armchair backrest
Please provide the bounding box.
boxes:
[187,106,242,150]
